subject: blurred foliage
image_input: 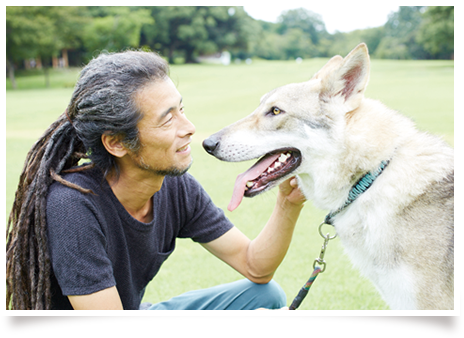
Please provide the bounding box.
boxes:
[6,6,454,88]
[141,6,253,63]
[82,7,154,56]
[416,6,454,58]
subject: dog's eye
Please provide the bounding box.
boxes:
[266,106,284,117]
[271,107,282,115]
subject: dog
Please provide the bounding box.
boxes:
[202,43,454,310]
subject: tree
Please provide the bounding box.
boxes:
[281,28,315,59]
[247,20,285,60]
[203,7,255,57]
[373,36,411,59]
[321,27,384,58]
[374,6,428,59]
[6,7,63,88]
[49,7,90,66]
[82,7,153,55]
[277,8,329,47]
[142,6,253,63]
[417,6,454,59]
[6,7,42,89]
[142,7,208,63]
[6,6,89,88]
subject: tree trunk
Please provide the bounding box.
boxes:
[41,56,52,88]
[184,46,197,64]
[6,58,17,90]
[62,49,69,67]
[44,66,50,88]
[168,46,175,64]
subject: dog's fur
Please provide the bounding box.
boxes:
[203,44,454,310]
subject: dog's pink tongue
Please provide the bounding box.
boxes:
[228,153,280,212]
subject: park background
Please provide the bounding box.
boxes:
[4,3,457,329]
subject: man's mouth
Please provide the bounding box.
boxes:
[177,143,190,153]
[228,148,302,211]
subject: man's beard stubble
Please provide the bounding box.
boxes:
[135,155,193,177]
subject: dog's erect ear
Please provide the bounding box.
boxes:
[319,43,370,110]
[311,55,343,80]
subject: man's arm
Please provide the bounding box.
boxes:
[201,177,305,284]
[68,286,124,310]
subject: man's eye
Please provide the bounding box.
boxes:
[163,116,173,126]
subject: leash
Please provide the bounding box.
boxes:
[289,159,390,310]
[289,222,335,310]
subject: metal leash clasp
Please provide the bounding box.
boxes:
[312,222,337,273]
[289,220,338,310]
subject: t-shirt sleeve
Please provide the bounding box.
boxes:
[177,174,234,243]
[46,184,116,296]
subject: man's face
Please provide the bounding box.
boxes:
[129,78,196,177]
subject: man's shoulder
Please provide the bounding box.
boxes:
[46,167,118,231]
[48,166,107,201]
[164,173,204,194]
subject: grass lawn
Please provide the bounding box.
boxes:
[5,57,454,310]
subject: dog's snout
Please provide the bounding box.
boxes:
[202,137,219,155]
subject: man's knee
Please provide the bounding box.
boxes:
[246,279,287,309]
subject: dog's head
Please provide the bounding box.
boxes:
[203,43,370,211]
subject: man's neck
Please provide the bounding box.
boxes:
[106,169,164,223]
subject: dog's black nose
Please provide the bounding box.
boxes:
[202,137,219,155]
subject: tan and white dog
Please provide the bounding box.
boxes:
[203,43,454,310]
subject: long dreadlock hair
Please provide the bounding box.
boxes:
[6,50,169,310]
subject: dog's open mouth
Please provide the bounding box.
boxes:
[228,148,301,211]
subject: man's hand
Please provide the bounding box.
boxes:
[278,176,306,207]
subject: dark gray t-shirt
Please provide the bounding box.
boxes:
[46,168,233,310]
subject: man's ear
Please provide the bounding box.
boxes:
[101,133,127,158]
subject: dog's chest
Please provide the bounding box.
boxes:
[334,211,398,273]
[333,211,418,307]
[335,219,371,265]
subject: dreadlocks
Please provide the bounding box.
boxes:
[6,50,169,310]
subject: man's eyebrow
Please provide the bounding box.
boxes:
[158,97,183,122]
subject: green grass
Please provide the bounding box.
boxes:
[6,67,81,90]
[5,58,454,310]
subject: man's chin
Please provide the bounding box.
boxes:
[133,154,193,177]
[159,160,193,177]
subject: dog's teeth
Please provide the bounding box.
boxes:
[286,153,291,158]
[267,167,273,173]
[246,181,254,188]
[279,154,287,163]
[275,161,282,168]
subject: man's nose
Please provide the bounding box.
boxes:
[180,114,196,136]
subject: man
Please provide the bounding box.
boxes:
[6,50,305,310]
